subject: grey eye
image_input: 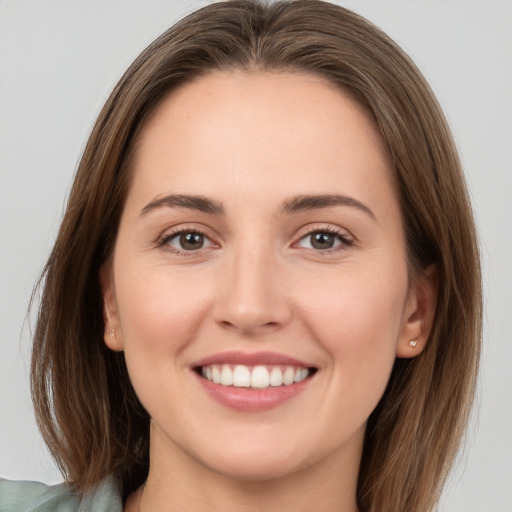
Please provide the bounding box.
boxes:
[297,231,344,250]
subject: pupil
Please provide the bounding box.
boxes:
[311,232,334,249]
[180,233,203,250]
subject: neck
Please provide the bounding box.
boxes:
[130,422,362,512]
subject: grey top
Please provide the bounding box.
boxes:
[0,476,122,512]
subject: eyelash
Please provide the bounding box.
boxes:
[295,226,354,253]
[159,227,214,256]
[158,225,353,256]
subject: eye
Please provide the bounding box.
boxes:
[163,230,213,252]
[296,229,351,251]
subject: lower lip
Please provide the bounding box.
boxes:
[195,372,313,412]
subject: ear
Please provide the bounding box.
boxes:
[100,263,124,351]
[396,264,437,358]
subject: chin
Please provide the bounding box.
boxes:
[182,426,346,484]
[201,450,311,482]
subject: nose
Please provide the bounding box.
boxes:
[213,248,292,336]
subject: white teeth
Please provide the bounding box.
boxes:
[283,367,295,385]
[233,365,251,387]
[294,368,309,383]
[251,365,270,388]
[200,364,311,388]
[269,367,283,386]
[220,364,233,386]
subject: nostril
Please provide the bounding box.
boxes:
[212,278,292,333]
[217,318,282,334]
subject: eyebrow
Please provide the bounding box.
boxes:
[139,193,375,220]
[140,194,224,216]
[281,194,376,220]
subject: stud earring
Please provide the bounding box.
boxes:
[108,329,115,338]
[408,339,418,348]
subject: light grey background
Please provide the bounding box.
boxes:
[1,1,511,510]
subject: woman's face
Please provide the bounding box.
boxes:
[103,71,427,481]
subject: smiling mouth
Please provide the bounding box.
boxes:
[195,364,317,389]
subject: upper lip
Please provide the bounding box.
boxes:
[192,351,314,368]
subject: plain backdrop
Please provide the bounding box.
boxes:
[0,1,511,510]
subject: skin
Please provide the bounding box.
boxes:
[102,71,436,512]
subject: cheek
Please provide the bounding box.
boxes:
[114,262,212,364]
[294,262,408,400]
[113,262,217,424]
[299,263,406,339]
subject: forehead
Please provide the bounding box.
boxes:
[127,70,395,212]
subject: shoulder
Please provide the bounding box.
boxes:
[0,479,78,512]
[0,475,122,512]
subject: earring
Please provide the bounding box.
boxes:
[108,329,115,338]
[408,339,418,348]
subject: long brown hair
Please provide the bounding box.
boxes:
[31,1,481,510]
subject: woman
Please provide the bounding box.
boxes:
[0,1,481,511]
